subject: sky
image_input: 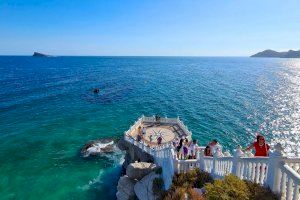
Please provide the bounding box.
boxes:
[0,0,300,56]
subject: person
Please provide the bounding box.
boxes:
[189,139,198,159]
[204,146,212,156]
[173,137,179,148]
[155,115,161,124]
[246,135,270,157]
[149,134,153,143]
[142,127,146,135]
[137,133,142,142]
[176,139,184,159]
[137,126,142,135]
[209,139,222,156]
[157,136,162,145]
[183,139,189,159]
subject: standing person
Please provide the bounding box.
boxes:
[209,139,222,156]
[183,139,189,159]
[137,126,142,135]
[142,127,146,135]
[137,132,142,142]
[149,134,153,143]
[246,135,270,157]
[176,139,184,159]
[157,136,162,145]
[189,139,199,159]
[204,146,212,156]
[173,137,179,148]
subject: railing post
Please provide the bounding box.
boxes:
[266,143,285,192]
[212,151,220,178]
[198,148,205,171]
[232,146,244,177]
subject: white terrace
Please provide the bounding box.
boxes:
[124,116,300,200]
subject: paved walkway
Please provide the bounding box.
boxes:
[129,122,183,147]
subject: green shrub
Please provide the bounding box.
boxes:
[172,168,213,188]
[193,168,213,188]
[244,180,279,200]
[205,174,250,200]
[187,188,205,200]
[163,186,186,200]
[163,186,205,200]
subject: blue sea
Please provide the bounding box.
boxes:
[0,56,299,199]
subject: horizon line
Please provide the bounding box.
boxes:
[0,54,251,57]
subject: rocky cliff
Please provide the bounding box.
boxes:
[117,138,162,200]
[251,49,300,58]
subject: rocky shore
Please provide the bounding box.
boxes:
[117,138,162,200]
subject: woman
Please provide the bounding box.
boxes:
[183,139,189,159]
[246,135,270,157]
[204,146,212,156]
[176,139,184,159]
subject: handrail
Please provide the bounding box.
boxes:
[280,164,300,182]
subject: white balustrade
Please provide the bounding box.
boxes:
[278,164,300,200]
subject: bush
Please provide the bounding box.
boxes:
[163,187,186,200]
[163,186,205,200]
[172,168,213,189]
[205,174,250,200]
[187,188,205,200]
[244,180,279,200]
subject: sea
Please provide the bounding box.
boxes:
[0,56,299,199]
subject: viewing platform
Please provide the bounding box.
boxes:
[123,116,300,200]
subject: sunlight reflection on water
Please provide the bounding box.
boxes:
[262,60,300,157]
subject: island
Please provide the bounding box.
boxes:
[32,52,51,57]
[251,49,300,58]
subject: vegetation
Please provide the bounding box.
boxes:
[162,170,279,200]
[162,169,212,200]
[205,175,279,200]
[244,180,279,200]
[172,168,213,188]
[205,174,250,200]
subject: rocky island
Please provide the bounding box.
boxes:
[251,49,300,58]
[32,52,51,57]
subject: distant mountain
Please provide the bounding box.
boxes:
[32,52,51,57]
[251,49,300,58]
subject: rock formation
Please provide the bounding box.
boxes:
[116,175,137,200]
[116,162,159,200]
[134,172,160,200]
[126,162,157,180]
[32,52,51,57]
[116,137,164,200]
[251,49,300,58]
[80,138,116,157]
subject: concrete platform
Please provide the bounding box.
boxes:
[128,122,188,147]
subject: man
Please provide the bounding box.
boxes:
[209,139,222,156]
[189,139,199,159]
[142,127,146,135]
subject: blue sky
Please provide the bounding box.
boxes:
[0,0,300,56]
